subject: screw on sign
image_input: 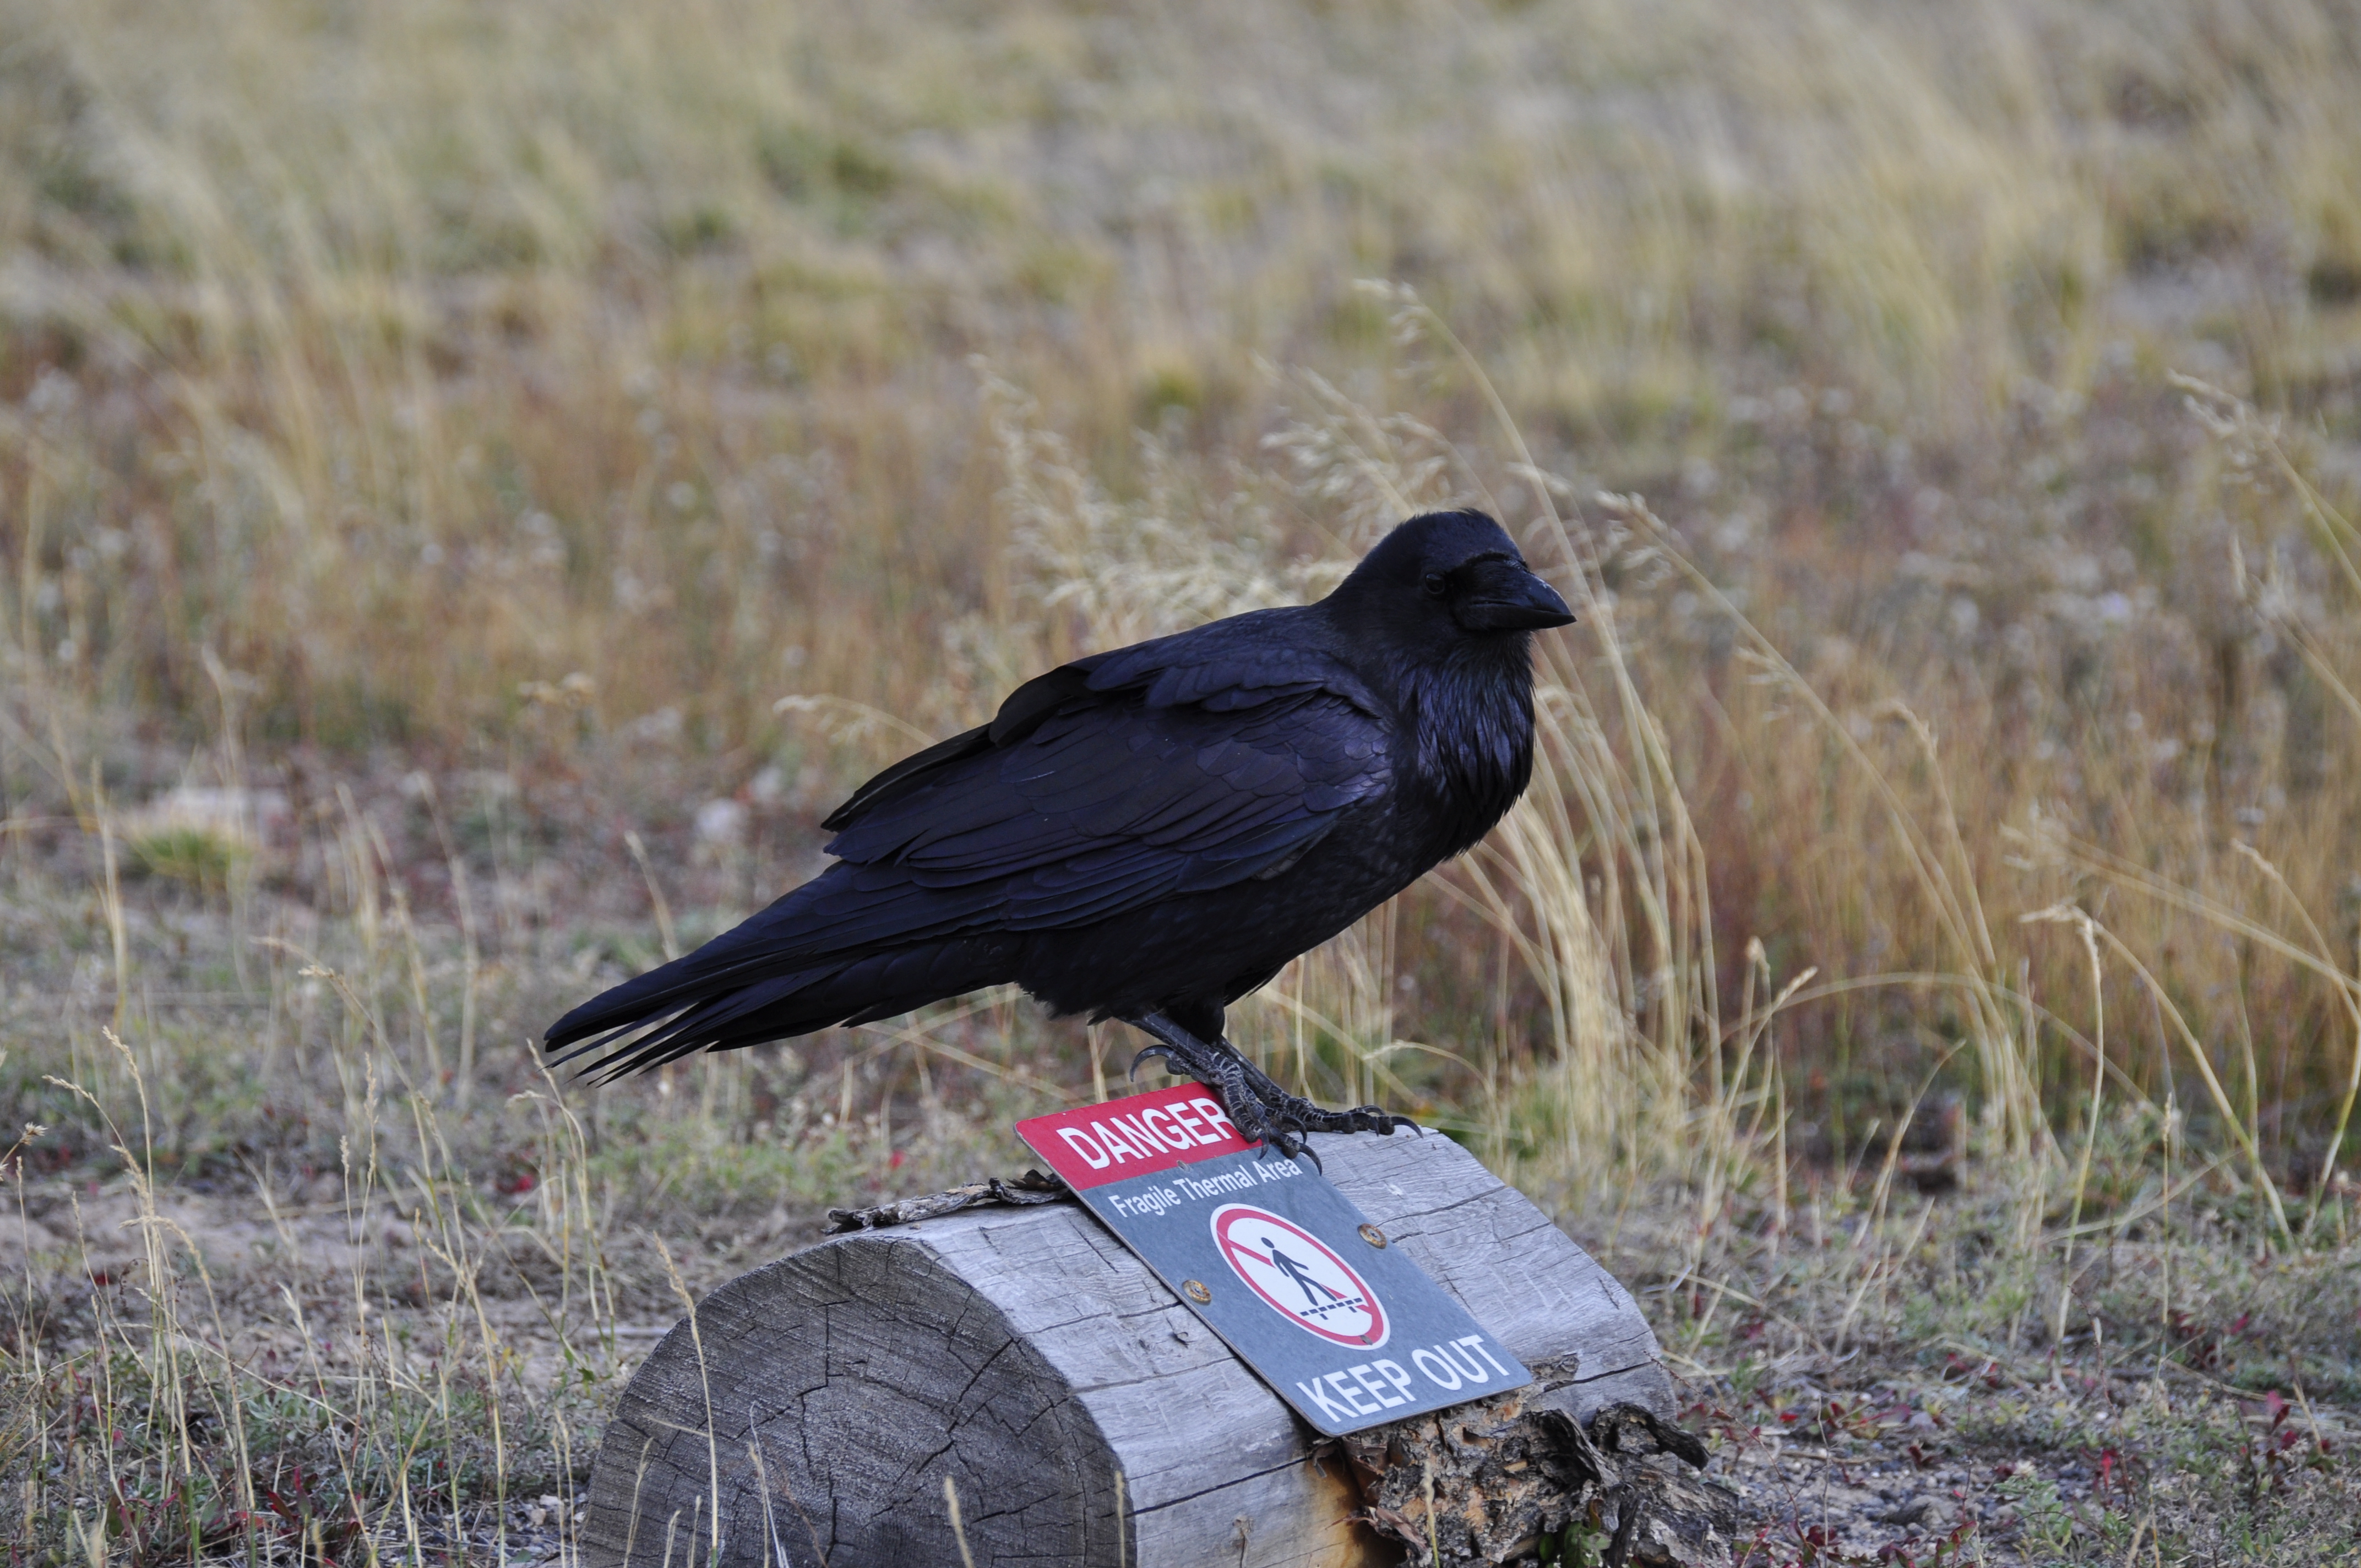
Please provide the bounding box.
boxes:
[1212,1205,1386,1348]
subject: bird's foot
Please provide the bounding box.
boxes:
[1127,1021,1271,1145]
[1128,1026,1316,1156]
[1247,1083,1418,1144]
[1128,1011,1417,1167]
[1227,1072,1419,1168]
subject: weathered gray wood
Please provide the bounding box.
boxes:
[580,1130,1669,1568]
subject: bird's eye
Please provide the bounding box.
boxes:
[1422,572,1448,598]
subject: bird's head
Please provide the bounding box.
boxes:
[1331,509,1575,645]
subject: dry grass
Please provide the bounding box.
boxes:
[4,0,2361,1562]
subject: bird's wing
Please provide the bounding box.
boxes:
[819,609,1381,832]
[799,616,1391,942]
[820,691,1384,923]
[544,622,1388,1069]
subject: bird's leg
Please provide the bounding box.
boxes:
[1127,1011,1415,1164]
[1125,1011,1288,1152]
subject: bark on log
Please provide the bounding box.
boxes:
[579,1128,1670,1568]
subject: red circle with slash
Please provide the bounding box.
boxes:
[1209,1203,1388,1348]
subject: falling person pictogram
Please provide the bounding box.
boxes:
[1260,1235,1350,1310]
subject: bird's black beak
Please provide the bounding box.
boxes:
[1454,559,1576,633]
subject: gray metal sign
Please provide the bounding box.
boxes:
[1020,1085,1532,1436]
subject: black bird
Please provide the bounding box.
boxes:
[545,509,1574,1153]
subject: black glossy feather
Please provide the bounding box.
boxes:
[544,509,1573,1077]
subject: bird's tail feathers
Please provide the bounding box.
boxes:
[545,937,1021,1080]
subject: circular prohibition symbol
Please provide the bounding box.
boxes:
[1208,1204,1388,1348]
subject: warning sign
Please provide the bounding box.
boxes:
[1018,1085,1531,1436]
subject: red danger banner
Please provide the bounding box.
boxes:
[1017,1084,1255,1189]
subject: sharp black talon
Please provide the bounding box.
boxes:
[1253,1121,1308,1163]
[1339,1107,1421,1138]
[1127,1045,1168,1082]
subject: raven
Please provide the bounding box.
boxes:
[545,509,1574,1153]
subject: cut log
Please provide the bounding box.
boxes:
[578,1129,1671,1568]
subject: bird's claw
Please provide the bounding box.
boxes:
[1124,1010,1419,1172]
[1225,1098,1310,1165]
[1219,1068,1420,1172]
[1248,1095,1418,1146]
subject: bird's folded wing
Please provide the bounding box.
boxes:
[815,681,1389,941]
[1076,609,1384,716]
[543,629,1388,1065]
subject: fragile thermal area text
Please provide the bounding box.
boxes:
[1104,1157,1301,1217]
